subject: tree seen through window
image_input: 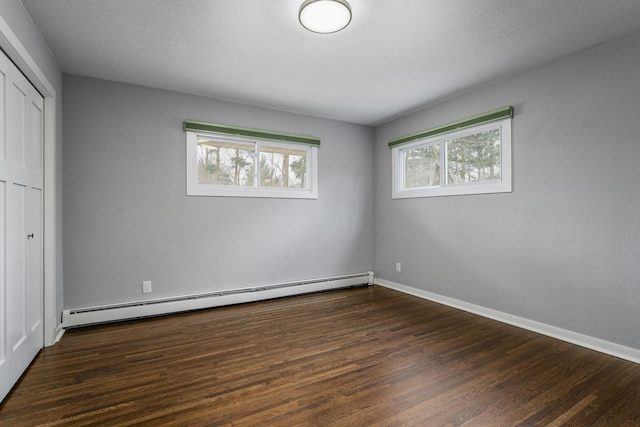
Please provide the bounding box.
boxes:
[197,138,307,189]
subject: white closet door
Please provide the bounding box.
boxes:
[0,49,44,403]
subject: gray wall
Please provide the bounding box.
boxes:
[0,1,64,330]
[63,75,374,308]
[58,16,640,351]
[374,30,640,349]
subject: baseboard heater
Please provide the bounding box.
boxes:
[62,271,374,328]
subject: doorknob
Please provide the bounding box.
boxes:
[27,233,34,239]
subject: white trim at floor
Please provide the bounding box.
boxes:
[375,278,640,365]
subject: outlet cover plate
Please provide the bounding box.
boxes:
[142,281,152,293]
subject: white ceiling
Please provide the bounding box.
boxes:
[20,0,640,126]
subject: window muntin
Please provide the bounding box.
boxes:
[392,118,511,198]
[187,131,318,199]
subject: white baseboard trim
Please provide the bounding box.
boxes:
[54,324,65,344]
[375,278,640,365]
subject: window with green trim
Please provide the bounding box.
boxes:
[185,121,319,198]
[390,107,512,198]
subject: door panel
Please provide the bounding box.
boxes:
[0,50,8,401]
[29,99,43,176]
[0,49,44,402]
[0,54,5,162]
[0,181,5,373]
[27,188,43,334]
[7,183,27,350]
[7,67,27,168]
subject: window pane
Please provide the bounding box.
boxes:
[446,127,501,184]
[197,138,255,186]
[403,144,441,188]
[259,145,307,189]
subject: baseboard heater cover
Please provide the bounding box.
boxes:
[62,271,374,328]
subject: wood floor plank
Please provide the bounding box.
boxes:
[1,285,640,426]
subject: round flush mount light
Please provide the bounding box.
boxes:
[299,0,352,34]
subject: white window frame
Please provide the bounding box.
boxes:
[186,130,318,199]
[392,118,511,199]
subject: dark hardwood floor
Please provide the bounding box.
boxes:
[1,285,640,426]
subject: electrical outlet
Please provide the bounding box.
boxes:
[142,280,152,294]
[395,262,401,273]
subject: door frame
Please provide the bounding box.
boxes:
[0,14,59,346]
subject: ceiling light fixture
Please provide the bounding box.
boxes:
[299,0,352,34]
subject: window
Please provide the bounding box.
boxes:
[390,106,512,198]
[185,121,318,198]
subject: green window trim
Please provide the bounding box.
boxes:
[184,120,321,146]
[388,106,513,148]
